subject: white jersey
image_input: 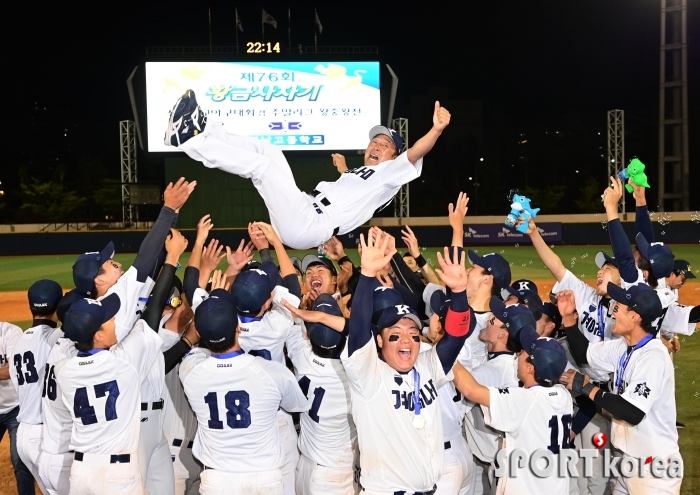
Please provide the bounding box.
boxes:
[9,323,63,424]
[0,322,23,414]
[456,311,490,371]
[341,337,450,493]
[586,337,678,459]
[552,270,615,382]
[420,342,464,443]
[657,303,697,338]
[180,349,308,472]
[285,324,357,468]
[40,338,77,455]
[463,352,518,462]
[102,266,155,342]
[55,319,162,454]
[483,384,572,494]
[314,152,423,234]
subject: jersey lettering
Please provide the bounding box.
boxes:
[579,311,598,334]
[547,414,572,454]
[391,379,438,410]
[349,166,376,181]
[41,364,57,401]
[13,351,40,386]
[73,380,120,425]
[203,390,252,430]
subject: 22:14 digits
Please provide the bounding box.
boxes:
[246,42,281,54]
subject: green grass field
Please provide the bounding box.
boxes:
[1,245,698,492]
[1,244,698,293]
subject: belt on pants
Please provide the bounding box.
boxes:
[74,452,131,464]
[172,439,194,448]
[141,399,164,411]
[393,488,437,495]
[310,189,340,236]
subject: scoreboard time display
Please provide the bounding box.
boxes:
[246,42,281,53]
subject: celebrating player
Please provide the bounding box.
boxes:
[164,90,450,249]
[342,230,474,494]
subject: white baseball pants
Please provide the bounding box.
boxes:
[278,410,300,495]
[295,454,358,495]
[68,452,144,495]
[611,454,682,494]
[180,122,337,249]
[38,451,72,494]
[17,422,49,493]
[435,437,475,495]
[199,468,284,495]
[138,406,176,495]
[167,436,201,495]
[571,412,611,495]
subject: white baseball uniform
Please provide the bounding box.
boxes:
[586,336,682,494]
[55,318,163,495]
[457,311,491,371]
[39,337,77,495]
[341,336,451,494]
[419,343,474,495]
[237,286,301,495]
[102,266,154,342]
[159,317,201,495]
[285,323,358,495]
[179,348,308,495]
[9,322,63,493]
[0,323,23,414]
[483,384,572,495]
[179,122,423,249]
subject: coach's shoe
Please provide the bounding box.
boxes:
[164,90,208,147]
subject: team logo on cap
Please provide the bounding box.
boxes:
[517,281,531,292]
[86,299,102,306]
[395,305,410,314]
[626,294,632,299]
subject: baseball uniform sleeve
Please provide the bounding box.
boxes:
[381,152,423,188]
[635,206,654,244]
[659,303,697,336]
[103,266,153,342]
[619,346,669,415]
[553,270,598,317]
[482,386,534,433]
[418,345,450,390]
[178,348,209,385]
[272,361,311,414]
[112,319,163,379]
[2,323,23,360]
[585,340,622,374]
[285,323,311,365]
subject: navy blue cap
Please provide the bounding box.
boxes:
[63,293,121,343]
[56,288,84,322]
[505,279,543,320]
[489,297,537,339]
[595,252,618,269]
[468,250,512,292]
[541,302,562,328]
[369,125,404,152]
[606,282,663,323]
[194,289,239,343]
[72,242,116,295]
[429,290,451,319]
[302,255,337,276]
[635,233,674,279]
[376,304,422,332]
[307,294,345,349]
[28,280,63,314]
[673,259,695,279]
[372,286,404,324]
[231,268,274,314]
[519,326,568,382]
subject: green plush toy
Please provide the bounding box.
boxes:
[619,158,650,193]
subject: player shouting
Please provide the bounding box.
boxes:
[164,90,450,249]
[342,230,474,495]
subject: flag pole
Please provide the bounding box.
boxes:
[288,8,291,53]
[262,9,264,41]
[235,9,239,52]
[314,8,317,54]
[208,7,212,54]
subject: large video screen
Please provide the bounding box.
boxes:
[146,61,381,152]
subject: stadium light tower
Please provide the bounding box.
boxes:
[393,117,409,218]
[120,120,138,225]
[607,110,625,215]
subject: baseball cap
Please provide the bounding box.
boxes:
[673,260,696,279]
[301,255,337,276]
[28,280,63,314]
[62,293,121,343]
[595,252,618,269]
[606,282,663,323]
[289,257,303,274]
[541,302,562,328]
[231,268,273,314]
[489,297,537,339]
[468,250,512,293]
[429,290,451,319]
[372,286,404,325]
[519,326,568,382]
[504,279,543,320]
[307,294,345,349]
[194,289,239,343]
[72,241,116,295]
[635,233,674,279]
[376,305,422,333]
[56,288,85,322]
[368,125,404,152]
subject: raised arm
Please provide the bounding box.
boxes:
[401,226,441,286]
[631,181,654,243]
[223,239,255,287]
[453,362,491,407]
[524,217,566,282]
[603,177,638,283]
[406,102,451,165]
[448,192,469,248]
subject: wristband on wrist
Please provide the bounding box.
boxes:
[415,254,427,268]
[338,256,352,266]
[182,336,193,348]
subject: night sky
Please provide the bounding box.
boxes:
[5,0,700,221]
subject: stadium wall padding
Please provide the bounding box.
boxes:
[0,222,697,256]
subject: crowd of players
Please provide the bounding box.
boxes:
[0,172,698,495]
